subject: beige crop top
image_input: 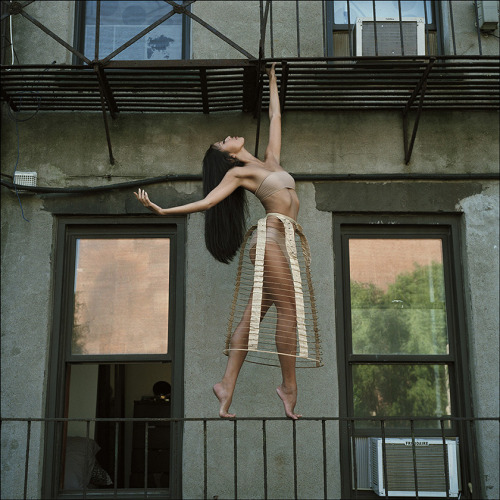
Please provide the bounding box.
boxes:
[254,170,296,201]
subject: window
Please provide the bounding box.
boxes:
[325,1,440,56]
[44,217,185,498]
[74,1,190,62]
[334,215,477,498]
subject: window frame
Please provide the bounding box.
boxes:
[43,216,186,499]
[73,0,191,64]
[324,0,443,57]
[333,214,478,499]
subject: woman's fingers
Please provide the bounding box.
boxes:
[134,189,150,206]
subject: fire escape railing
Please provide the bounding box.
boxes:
[1,415,499,500]
[1,0,499,165]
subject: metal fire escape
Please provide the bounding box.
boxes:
[1,0,499,165]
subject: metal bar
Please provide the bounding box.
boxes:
[405,77,428,164]
[203,420,207,500]
[296,0,301,57]
[94,64,119,118]
[410,420,419,498]
[322,419,327,500]
[347,0,353,57]
[97,76,115,165]
[381,420,388,498]
[83,420,90,500]
[448,1,457,56]
[262,420,268,500]
[473,0,483,56]
[322,0,326,57]
[19,10,92,65]
[293,419,298,500]
[279,61,289,113]
[233,420,238,500]
[168,2,256,60]
[144,421,149,496]
[113,422,119,498]
[423,0,430,54]
[350,420,358,499]
[440,419,450,499]
[270,0,274,58]
[398,0,404,56]
[372,0,378,57]
[94,0,101,61]
[254,68,265,157]
[200,68,209,114]
[101,10,176,64]
[23,420,31,500]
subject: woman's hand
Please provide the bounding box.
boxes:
[134,188,163,215]
[266,62,276,79]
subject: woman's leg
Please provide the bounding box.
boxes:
[263,240,301,419]
[214,289,273,417]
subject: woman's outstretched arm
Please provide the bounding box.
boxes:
[134,167,242,215]
[265,63,281,165]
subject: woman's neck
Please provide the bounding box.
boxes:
[234,147,261,166]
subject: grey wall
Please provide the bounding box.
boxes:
[1,1,499,499]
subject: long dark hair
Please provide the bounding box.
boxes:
[202,145,248,264]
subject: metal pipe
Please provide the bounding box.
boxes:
[398,0,404,56]
[347,0,353,57]
[83,420,90,500]
[381,420,388,498]
[113,422,119,498]
[350,420,358,499]
[233,420,238,500]
[270,0,274,58]
[203,420,208,500]
[440,419,450,499]
[372,0,379,56]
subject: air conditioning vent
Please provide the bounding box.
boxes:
[370,437,459,497]
[13,171,37,193]
[356,18,425,56]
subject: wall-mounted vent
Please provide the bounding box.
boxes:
[370,437,460,497]
[13,171,37,192]
[356,18,425,56]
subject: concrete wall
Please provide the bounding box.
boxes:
[1,1,499,499]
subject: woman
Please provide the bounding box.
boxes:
[135,64,320,420]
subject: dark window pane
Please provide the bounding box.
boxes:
[349,239,448,355]
[72,238,170,355]
[352,364,451,428]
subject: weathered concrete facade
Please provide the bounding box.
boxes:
[1,1,499,499]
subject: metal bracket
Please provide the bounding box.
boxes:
[403,58,435,164]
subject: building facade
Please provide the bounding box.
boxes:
[1,1,499,499]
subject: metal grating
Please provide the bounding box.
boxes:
[1,57,499,115]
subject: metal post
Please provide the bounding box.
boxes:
[23,420,31,500]
[83,420,90,500]
[322,419,327,500]
[203,420,208,500]
[440,419,450,499]
[296,1,301,57]
[233,420,238,500]
[144,421,149,497]
[448,1,457,56]
[262,420,268,500]
[398,1,405,56]
[410,420,419,498]
[113,422,119,498]
[350,420,358,499]
[372,0,379,56]
[381,420,388,498]
[347,0,353,57]
[293,419,298,500]
[473,0,483,55]
[95,0,101,61]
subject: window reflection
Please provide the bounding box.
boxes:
[353,364,451,428]
[333,1,433,24]
[349,239,448,355]
[72,238,170,355]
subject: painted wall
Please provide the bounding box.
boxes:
[1,1,499,499]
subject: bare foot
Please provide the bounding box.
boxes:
[276,385,301,420]
[213,383,236,418]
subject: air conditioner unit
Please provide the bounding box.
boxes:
[370,437,459,497]
[356,18,425,56]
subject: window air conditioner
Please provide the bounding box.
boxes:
[355,18,425,56]
[370,437,459,497]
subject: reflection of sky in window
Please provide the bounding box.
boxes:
[85,1,182,60]
[333,1,433,24]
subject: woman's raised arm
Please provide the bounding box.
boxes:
[134,168,242,215]
[264,63,281,165]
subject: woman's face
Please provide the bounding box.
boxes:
[215,136,245,155]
